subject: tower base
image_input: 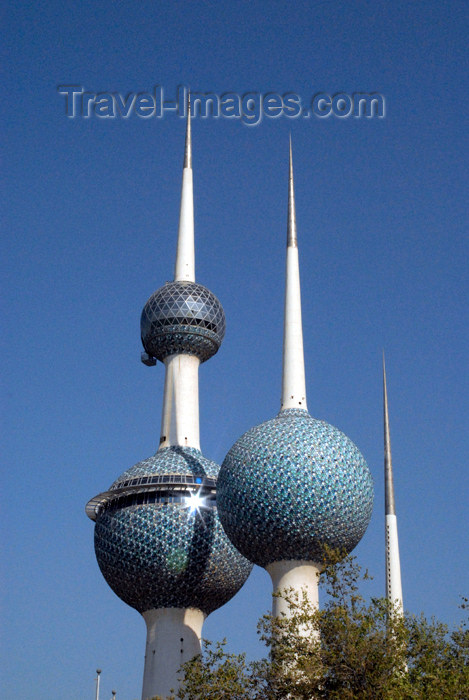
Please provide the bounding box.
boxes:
[141,607,205,700]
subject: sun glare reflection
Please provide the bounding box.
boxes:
[184,489,206,517]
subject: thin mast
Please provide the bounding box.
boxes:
[174,95,195,282]
[383,353,404,611]
[281,138,307,411]
[383,353,396,516]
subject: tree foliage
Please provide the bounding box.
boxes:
[153,555,468,700]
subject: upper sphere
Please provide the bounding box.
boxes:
[141,281,225,363]
[217,409,374,568]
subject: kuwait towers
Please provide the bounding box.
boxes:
[217,143,374,616]
[86,107,252,700]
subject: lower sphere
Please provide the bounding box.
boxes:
[94,446,253,615]
[95,503,252,615]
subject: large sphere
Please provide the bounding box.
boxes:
[217,409,373,568]
[94,447,252,615]
[141,281,225,363]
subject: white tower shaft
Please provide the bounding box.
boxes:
[95,670,101,700]
[383,355,404,612]
[281,140,307,411]
[141,608,205,700]
[267,560,320,622]
[159,353,201,450]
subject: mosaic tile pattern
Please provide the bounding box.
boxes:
[218,409,374,568]
[111,446,219,488]
[94,446,253,614]
[95,505,252,614]
[141,281,225,363]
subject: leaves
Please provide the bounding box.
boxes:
[158,555,468,700]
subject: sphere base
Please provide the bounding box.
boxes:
[141,607,205,700]
[266,560,320,621]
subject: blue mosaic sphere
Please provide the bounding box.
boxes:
[217,409,374,568]
[94,447,253,615]
[141,281,225,363]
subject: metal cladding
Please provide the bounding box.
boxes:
[140,281,226,363]
[217,409,374,568]
[111,446,219,485]
[94,447,253,615]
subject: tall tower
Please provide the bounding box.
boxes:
[86,109,252,700]
[218,143,374,618]
[383,354,404,611]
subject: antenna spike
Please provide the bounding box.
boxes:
[183,93,192,169]
[383,353,396,515]
[281,139,307,410]
[174,93,195,282]
[383,354,404,612]
[287,136,297,248]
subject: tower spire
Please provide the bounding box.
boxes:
[287,135,297,247]
[281,138,307,410]
[174,94,195,282]
[383,352,396,516]
[383,353,404,611]
[183,93,192,169]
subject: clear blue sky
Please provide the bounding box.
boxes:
[2,1,468,698]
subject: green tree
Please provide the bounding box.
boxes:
[152,556,468,700]
[404,600,469,699]
[257,554,409,699]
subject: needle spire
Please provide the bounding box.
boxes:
[281,139,307,410]
[383,352,404,610]
[183,93,192,169]
[174,94,195,282]
[287,135,297,248]
[383,352,396,515]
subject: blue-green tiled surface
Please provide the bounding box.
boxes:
[111,446,219,488]
[141,281,225,363]
[218,409,373,567]
[95,447,253,615]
